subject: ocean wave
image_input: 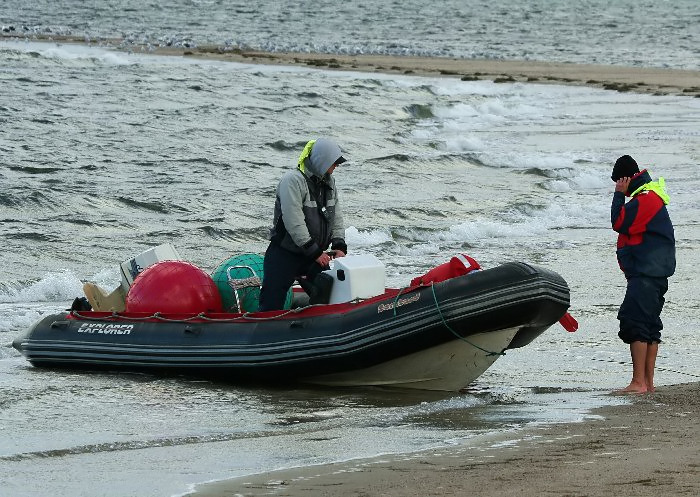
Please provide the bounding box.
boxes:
[536,169,610,193]
[522,167,562,178]
[346,189,604,256]
[404,104,434,119]
[373,203,602,254]
[5,232,59,242]
[345,226,393,247]
[368,153,413,163]
[116,196,177,214]
[240,159,274,169]
[9,164,63,174]
[2,40,136,67]
[0,195,19,207]
[267,139,308,151]
[0,429,285,462]
[378,206,449,220]
[0,271,83,304]
[198,225,263,242]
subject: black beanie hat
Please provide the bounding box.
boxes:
[611,155,640,181]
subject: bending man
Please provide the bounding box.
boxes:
[259,138,348,311]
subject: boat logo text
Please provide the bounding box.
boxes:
[377,293,420,313]
[78,323,134,335]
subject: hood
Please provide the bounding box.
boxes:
[298,138,344,177]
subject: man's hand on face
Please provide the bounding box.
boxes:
[615,177,631,194]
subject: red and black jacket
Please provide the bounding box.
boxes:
[611,170,675,278]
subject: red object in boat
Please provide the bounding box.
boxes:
[125,260,223,314]
[411,254,481,286]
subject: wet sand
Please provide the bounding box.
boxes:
[194,382,699,497]
[2,34,700,97]
[185,49,700,98]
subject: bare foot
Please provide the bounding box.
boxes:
[614,383,648,394]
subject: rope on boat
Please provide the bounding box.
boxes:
[69,302,334,323]
[391,286,409,317]
[428,283,505,357]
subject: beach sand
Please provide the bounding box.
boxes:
[194,382,699,497]
[183,49,700,98]
[2,34,700,97]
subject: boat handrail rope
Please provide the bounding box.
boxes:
[428,283,505,357]
[69,302,337,323]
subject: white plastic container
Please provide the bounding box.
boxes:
[119,243,181,291]
[324,254,386,304]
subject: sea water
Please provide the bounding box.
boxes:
[1,2,700,497]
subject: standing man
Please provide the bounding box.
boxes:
[258,138,348,311]
[610,155,675,393]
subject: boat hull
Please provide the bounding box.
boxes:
[304,327,519,391]
[13,262,571,391]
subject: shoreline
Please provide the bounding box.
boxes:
[2,34,700,97]
[193,382,699,497]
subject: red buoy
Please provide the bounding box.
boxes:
[125,260,223,314]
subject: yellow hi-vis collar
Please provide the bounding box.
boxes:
[630,176,670,205]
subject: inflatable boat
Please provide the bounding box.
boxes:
[13,254,573,391]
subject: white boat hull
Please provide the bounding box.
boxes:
[304,327,519,391]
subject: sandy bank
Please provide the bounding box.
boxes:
[194,382,699,497]
[2,34,700,97]
[187,49,700,98]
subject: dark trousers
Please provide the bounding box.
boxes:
[258,242,323,311]
[618,276,668,344]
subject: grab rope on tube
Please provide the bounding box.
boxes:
[390,284,503,357]
[69,304,331,323]
[429,283,505,357]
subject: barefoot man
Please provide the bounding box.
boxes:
[610,155,676,393]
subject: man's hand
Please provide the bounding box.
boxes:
[615,177,631,194]
[333,250,346,258]
[316,252,332,267]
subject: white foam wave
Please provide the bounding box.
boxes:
[432,94,551,126]
[570,172,610,190]
[541,170,610,192]
[402,80,624,179]
[448,219,541,242]
[345,226,393,247]
[409,201,608,250]
[0,40,138,65]
[344,192,609,258]
[396,242,441,256]
[543,180,573,193]
[0,303,64,335]
[0,271,84,304]
[87,268,121,291]
[442,135,486,152]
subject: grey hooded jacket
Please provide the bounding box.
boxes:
[269,138,346,259]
